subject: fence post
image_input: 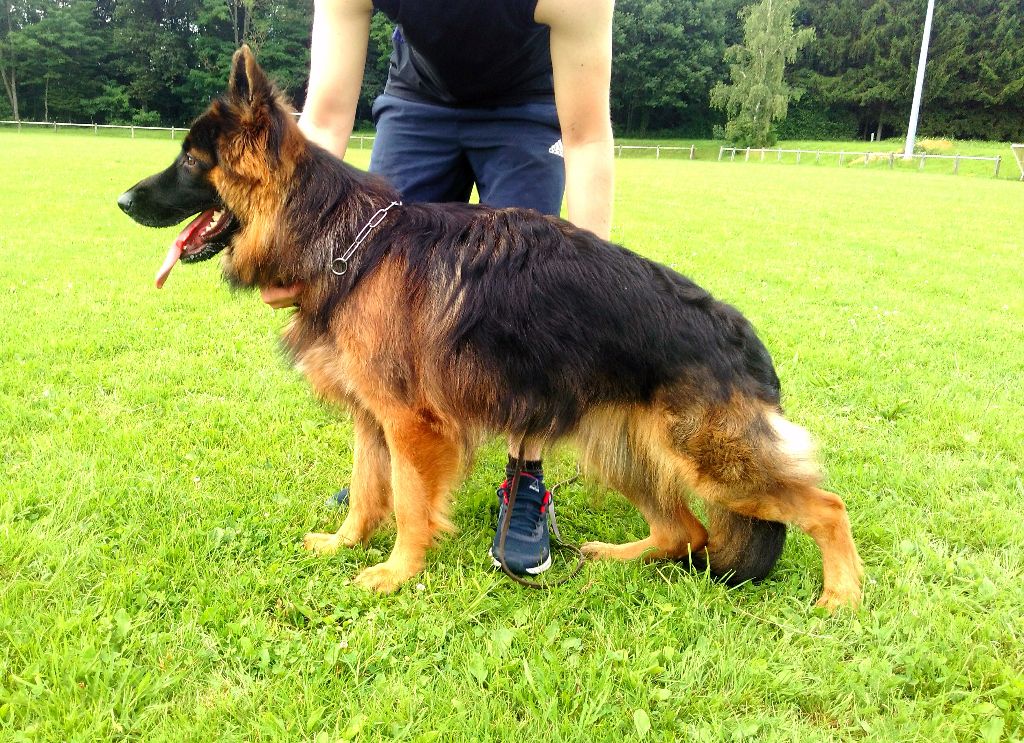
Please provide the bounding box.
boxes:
[656,145,660,159]
[131,126,135,139]
[776,149,782,162]
[919,154,926,171]
[888,152,894,169]
[994,156,1001,178]
[730,148,736,162]
[816,150,821,164]
[689,144,694,160]
[718,146,724,161]
[953,155,960,175]
[744,147,750,162]
[796,151,802,164]
[94,123,98,134]
[171,126,175,139]
[839,151,845,166]
[53,122,57,132]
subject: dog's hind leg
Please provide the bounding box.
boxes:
[580,500,707,562]
[681,402,863,610]
[304,409,392,554]
[353,410,461,593]
[574,406,708,562]
[698,483,863,610]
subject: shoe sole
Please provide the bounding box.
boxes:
[489,549,553,576]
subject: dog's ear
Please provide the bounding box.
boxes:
[228,44,273,105]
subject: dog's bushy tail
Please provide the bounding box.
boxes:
[689,506,787,585]
[678,406,815,585]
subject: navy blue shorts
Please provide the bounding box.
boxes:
[369,93,565,216]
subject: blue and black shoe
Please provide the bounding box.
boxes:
[489,472,553,575]
[326,487,350,508]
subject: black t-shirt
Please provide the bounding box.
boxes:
[372,0,555,107]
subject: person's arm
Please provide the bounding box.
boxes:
[262,0,372,308]
[299,0,374,158]
[536,0,615,240]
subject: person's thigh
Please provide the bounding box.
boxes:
[369,94,474,203]
[459,102,565,216]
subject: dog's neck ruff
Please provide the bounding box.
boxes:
[331,200,402,276]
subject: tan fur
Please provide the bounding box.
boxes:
[565,396,861,608]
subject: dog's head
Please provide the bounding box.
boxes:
[118,46,303,288]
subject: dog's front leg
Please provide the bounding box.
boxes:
[304,409,392,554]
[353,411,460,593]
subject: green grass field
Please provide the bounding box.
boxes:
[1,129,1022,741]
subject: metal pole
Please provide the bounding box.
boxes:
[903,0,936,159]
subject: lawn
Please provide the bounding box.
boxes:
[1,129,1022,742]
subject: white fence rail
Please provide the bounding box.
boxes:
[1,119,186,138]
[2,120,695,158]
[615,144,695,159]
[0,119,380,150]
[718,145,1004,177]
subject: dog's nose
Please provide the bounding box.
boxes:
[116,191,134,213]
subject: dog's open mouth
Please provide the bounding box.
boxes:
[154,208,236,288]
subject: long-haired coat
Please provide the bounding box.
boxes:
[118,47,863,610]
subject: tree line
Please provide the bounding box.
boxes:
[2,0,1022,141]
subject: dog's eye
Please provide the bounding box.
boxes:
[184,153,198,168]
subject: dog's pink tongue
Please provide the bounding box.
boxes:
[154,209,214,288]
[155,242,184,289]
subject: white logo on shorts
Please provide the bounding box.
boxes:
[548,139,564,158]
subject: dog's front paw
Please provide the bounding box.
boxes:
[303,525,365,554]
[303,531,344,554]
[815,583,863,612]
[353,560,418,593]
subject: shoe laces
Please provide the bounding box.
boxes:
[498,475,552,522]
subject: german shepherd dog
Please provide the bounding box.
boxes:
[118,47,863,609]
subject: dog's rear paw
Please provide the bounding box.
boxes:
[353,560,417,593]
[303,531,343,554]
[581,541,625,560]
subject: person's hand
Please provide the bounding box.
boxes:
[260,282,304,308]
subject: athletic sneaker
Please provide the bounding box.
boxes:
[489,472,552,575]
[326,487,349,508]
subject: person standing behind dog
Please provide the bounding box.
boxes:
[262,0,614,576]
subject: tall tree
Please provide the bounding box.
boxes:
[711,0,814,146]
[0,0,49,120]
[792,0,1024,141]
[15,0,104,121]
[611,0,741,135]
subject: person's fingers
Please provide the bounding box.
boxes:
[260,283,303,308]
